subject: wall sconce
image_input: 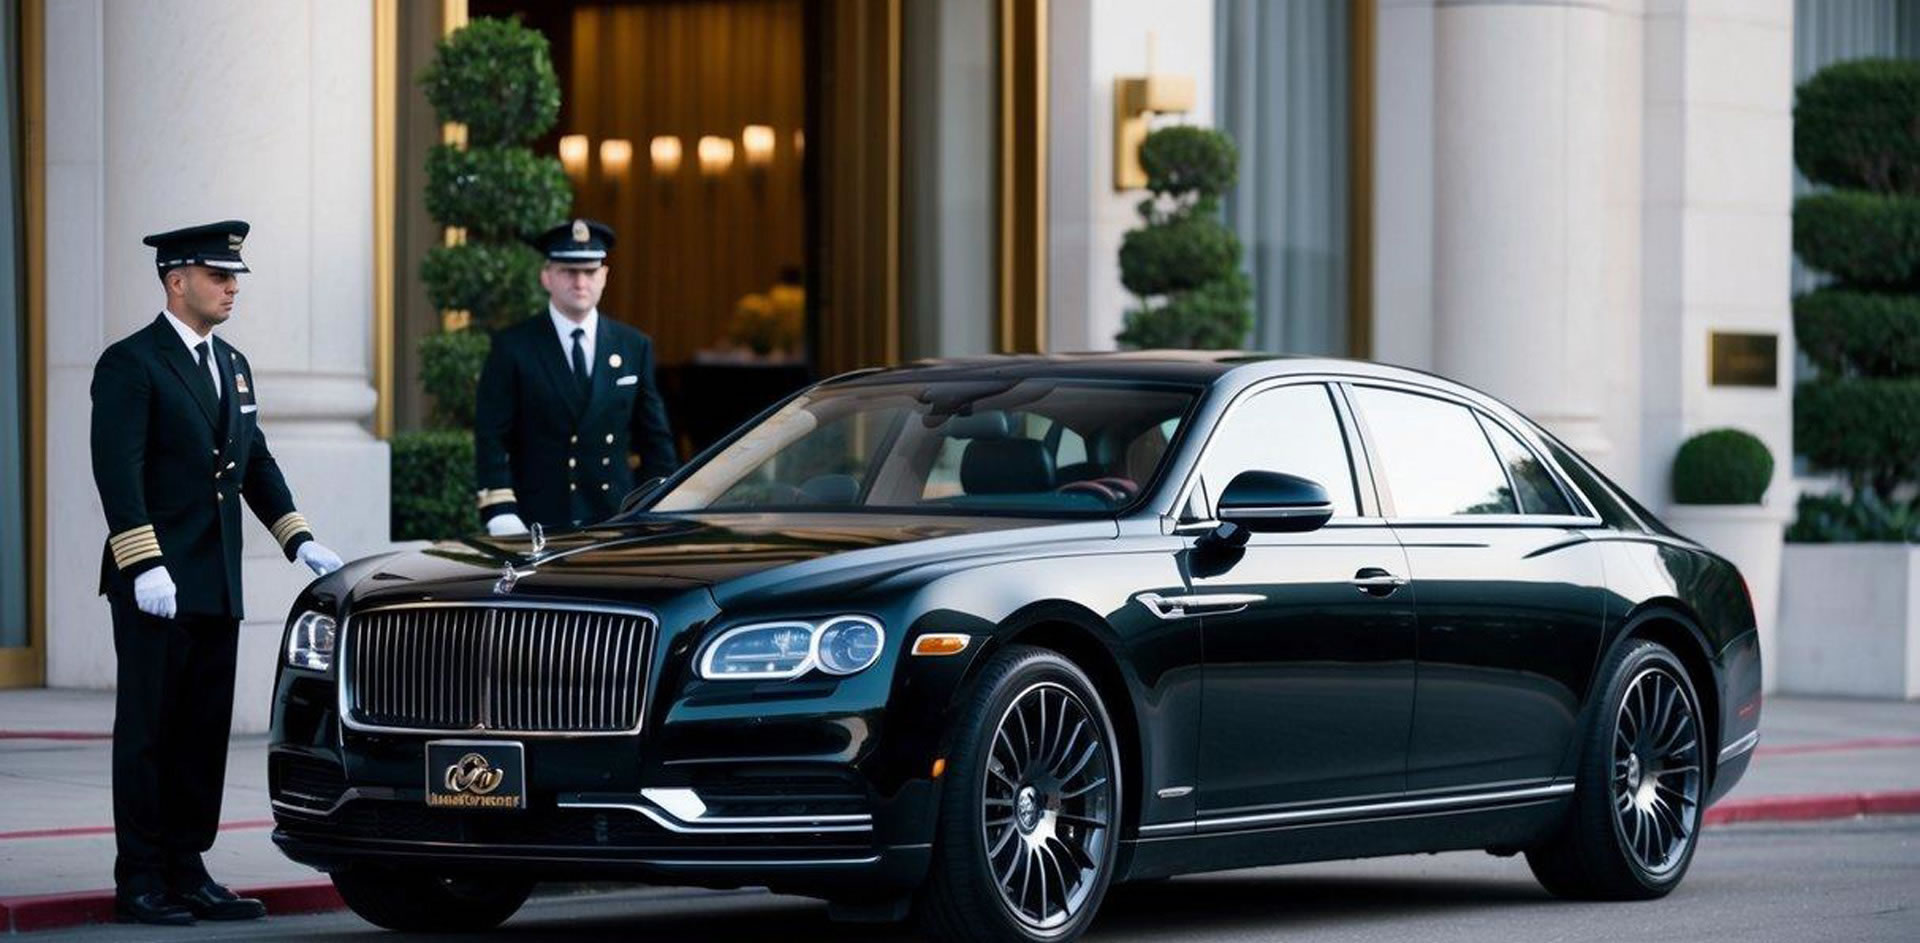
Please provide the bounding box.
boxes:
[742,124,776,169]
[793,129,805,160]
[698,135,735,176]
[558,133,590,180]
[650,135,683,176]
[600,138,633,181]
[1112,73,1193,191]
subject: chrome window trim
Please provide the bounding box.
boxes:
[1338,378,1604,527]
[1167,376,1373,525]
[1136,781,1575,838]
[337,599,658,740]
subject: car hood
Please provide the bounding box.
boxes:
[338,512,1120,611]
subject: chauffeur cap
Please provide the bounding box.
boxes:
[527,218,616,268]
[143,219,251,275]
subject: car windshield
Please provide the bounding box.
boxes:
[648,378,1199,515]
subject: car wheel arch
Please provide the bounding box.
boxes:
[1604,602,1724,787]
[948,603,1148,854]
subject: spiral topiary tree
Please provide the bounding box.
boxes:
[1791,59,1920,540]
[394,18,572,540]
[1115,126,1252,349]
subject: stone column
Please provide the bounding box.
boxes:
[44,0,390,731]
[1430,0,1612,460]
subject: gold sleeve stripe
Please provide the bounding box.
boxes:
[476,488,518,509]
[270,512,313,546]
[112,538,163,569]
[109,525,157,551]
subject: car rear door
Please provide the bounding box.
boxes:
[1342,383,1608,793]
[1182,382,1419,816]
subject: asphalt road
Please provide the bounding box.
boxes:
[34,816,1919,942]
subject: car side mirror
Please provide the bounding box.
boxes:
[618,477,667,515]
[1216,471,1335,534]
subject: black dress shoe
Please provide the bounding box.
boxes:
[171,881,267,921]
[115,890,196,926]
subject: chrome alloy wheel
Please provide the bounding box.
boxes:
[980,681,1114,933]
[1611,666,1703,876]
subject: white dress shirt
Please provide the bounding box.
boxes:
[161,309,221,395]
[549,305,599,378]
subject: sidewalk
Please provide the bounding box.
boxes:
[2,688,1915,932]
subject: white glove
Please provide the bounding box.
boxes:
[487,513,530,537]
[296,541,344,577]
[132,567,177,619]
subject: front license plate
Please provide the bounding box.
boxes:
[425,740,525,810]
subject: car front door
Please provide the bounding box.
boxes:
[1183,382,1419,818]
[1344,384,1609,794]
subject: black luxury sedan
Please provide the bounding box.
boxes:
[270,352,1761,942]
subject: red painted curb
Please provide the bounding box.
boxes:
[0,731,113,742]
[0,880,341,933]
[1705,789,1920,826]
[1754,736,1920,758]
[0,819,275,842]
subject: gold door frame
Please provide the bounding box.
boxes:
[997,0,1046,354]
[6,0,47,688]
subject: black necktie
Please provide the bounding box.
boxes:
[570,327,590,395]
[193,341,219,401]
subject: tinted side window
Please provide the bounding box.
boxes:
[1350,387,1516,517]
[1197,384,1359,517]
[1478,416,1576,515]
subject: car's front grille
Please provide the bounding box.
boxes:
[344,604,652,735]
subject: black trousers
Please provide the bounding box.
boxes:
[109,593,238,894]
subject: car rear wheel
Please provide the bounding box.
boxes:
[331,867,534,932]
[1527,639,1706,900]
[918,645,1122,943]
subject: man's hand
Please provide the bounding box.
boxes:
[296,541,344,577]
[487,513,530,537]
[133,567,177,619]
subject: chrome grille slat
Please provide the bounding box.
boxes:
[344,603,653,736]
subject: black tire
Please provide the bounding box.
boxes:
[1527,639,1707,900]
[917,645,1123,943]
[331,867,534,932]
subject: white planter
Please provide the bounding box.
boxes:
[1664,504,1787,693]
[1778,544,1920,700]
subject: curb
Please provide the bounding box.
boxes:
[1704,789,1920,826]
[0,881,340,934]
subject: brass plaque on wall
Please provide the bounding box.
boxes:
[1709,332,1778,388]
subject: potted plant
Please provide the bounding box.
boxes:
[1114,126,1252,349]
[1777,58,1920,700]
[1663,429,1785,692]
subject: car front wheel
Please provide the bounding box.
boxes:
[331,867,534,932]
[1528,638,1707,900]
[918,645,1122,942]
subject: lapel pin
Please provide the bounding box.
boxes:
[609,354,623,368]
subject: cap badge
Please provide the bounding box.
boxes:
[608,354,622,368]
[571,219,590,243]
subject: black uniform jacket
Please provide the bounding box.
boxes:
[90,315,313,619]
[473,313,678,528]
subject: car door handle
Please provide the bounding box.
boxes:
[1135,592,1266,620]
[1350,568,1408,596]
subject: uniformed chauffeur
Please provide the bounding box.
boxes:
[473,218,678,533]
[89,220,345,927]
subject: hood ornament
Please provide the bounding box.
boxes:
[494,562,520,595]
[529,522,546,557]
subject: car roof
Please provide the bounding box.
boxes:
[825,350,1478,396]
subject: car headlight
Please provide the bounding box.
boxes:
[286,610,337,672]
[698,615,885,680]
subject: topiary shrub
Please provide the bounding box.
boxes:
[390,430,477,541]
[1790,190,1920,288]
[417,16,568,331]
[1671,429,1774,505]
[1792,58,1920,540]
[1793,288,1920,378]
[418,331,491,429]
[1793,58,1920,196]
[1115,126,1252,349]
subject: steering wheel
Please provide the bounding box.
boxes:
[1055,480,1124,504]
